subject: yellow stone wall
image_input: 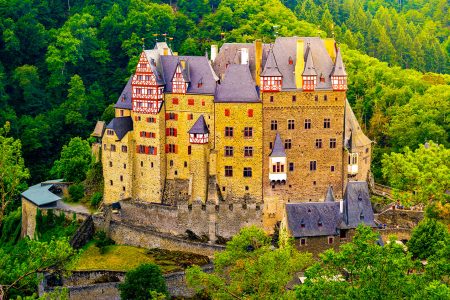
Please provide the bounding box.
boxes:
[190,143,209,202]
[115,108,131,118]
[214,102,263,202]
[102,129,133,204]
[21,198,37,238]
[164,93,215,181]
[261,90,346,231]
[131,110,166,203]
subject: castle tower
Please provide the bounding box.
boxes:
[189,115,209,203]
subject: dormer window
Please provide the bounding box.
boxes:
[358,193,363,201]
[360,212,365,221]
[318,220,323,227]
[288,56,293,65]
[300,220,305,228]
[302,75,316,91]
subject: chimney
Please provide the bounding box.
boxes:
[340,200,344,213]
[210,45,218,62]
[241,48,249,65]
[324,38,336,62]
[294,39,304,89]
[254,39,262,86]
[163,47,169,56]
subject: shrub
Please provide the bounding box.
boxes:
[68,184,84,202]
[90,192,103,208]
[119,263,168,300]
[407,218,450,259]
[95,231,115,253]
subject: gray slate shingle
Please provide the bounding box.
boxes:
[215,64,260,103]
[106,117,133,141]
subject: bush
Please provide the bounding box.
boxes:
[119,263,168,300]
[95,231,115,253]
[407,218,450,259]
[68,184,84,202]
[90,192,103,208]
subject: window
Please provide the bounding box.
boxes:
[122,145,128,153]
[285,139,292,149]
[310,161,317,171]
[122,186,126,192]
[170,160,174,167]
[120,110,124,117]
[167,113,178,120]
[187,113,193,120]
[225,146,234,157]
[244,146,253,157]
[243,167,252,177]
[314,95,318,101]
[188,99,194,105]
[225,109,230,116]
[141,161,143,167]
[272,162,285,173]
[166,128,177,137]
[244,127,253,138]
[225,127,233,137]
[120,175,123,182]
[172,98,179,104]
[269,142,273,149]
[110,144,116,152]
[289,162,294,171]
[107,129,114,135]
[271,120,278,130]
[324,95,328,101]
[184,161,187,168]
[324,118,331,128]
[103,144,106,150]
[300,238,306,246]
[315,139,322,149]
[330,138,336,148]
[225,166,233,177]
[134,116,141,121]
[340,230,347,238]
[166,144,177,153]
[110,180,113,186]
[124,164,126,169]
[349,153,358,165]
[304,119,311,129]
[146,117,156,123]
[366,148,369,153]
[109,161,112,167]
[292,95,296,102]
[331,165,335,172]
[328,237,334,244]
[188,146,191,155]
[270,96,274,102]
[288,119,295,130]
[202,100,205,106]
[247,109,253,117]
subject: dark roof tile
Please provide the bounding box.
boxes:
[215,64,260,103]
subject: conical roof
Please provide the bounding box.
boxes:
[260,47,282,77]
[269,133,286,157]
[302,45,317,76]
[188,115,209,134]
[331,48,347,76]
[325,186,335,202]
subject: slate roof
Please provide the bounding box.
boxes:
[21,180,63,207]
[342,181,376,228]
[214,64,260,103]
[161,55,217,94]
[269,133,286,157]
[106,117,133,140]
[114,76,133,109]
[260,47,282,77]
[325,186,335,202]
[302,45,317,76]
[331,48,347,76]
[345,99,372,150]
[285,202,341,237]
[189,115,209,134]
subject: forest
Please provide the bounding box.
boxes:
[0,0,449,298]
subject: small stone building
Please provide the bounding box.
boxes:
[281,181,376,254]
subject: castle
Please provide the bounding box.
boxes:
[100,37,372,233]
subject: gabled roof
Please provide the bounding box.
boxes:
[173,60,191,82]
[285,202,341,237]
[189,115,209,134]
[269,133,286,157]
[325,186,335,202]
[345,99,372,150]
[106,117,133,140]
[260,47,282,77]
[114,76,133,109]
[215,64,260,103]
[143,50,165,85]
[342,181,376,228]
[21,180,63,207]
[91,121,105,138]
[331,48,347,76]
[302,45,317,76]
[161,55,217,94]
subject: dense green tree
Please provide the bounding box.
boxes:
[50,137,92,183]
[178,0,211,22]
[0,122,29,228]
[381,142,450,206]
[11,65,46,116]
[407,218,450,260]
[187,226,312,299]
[118,263,168,300]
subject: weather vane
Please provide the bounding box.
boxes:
[141,38,145,50]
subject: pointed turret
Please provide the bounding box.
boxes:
[302,45,317,91]
[331,48,347,91]
[269,133,287,183]
[325,186,335,202]
[261,47,282,92]
[189,115,209,144]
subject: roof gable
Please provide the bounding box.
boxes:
[270,133,286,157]
[343,181,376,228]
[215,64,259,103]
[260,47,282,77]
[189,115,209,134]
[106,117,133,140]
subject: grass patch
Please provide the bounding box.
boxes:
[68,243,210,273]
